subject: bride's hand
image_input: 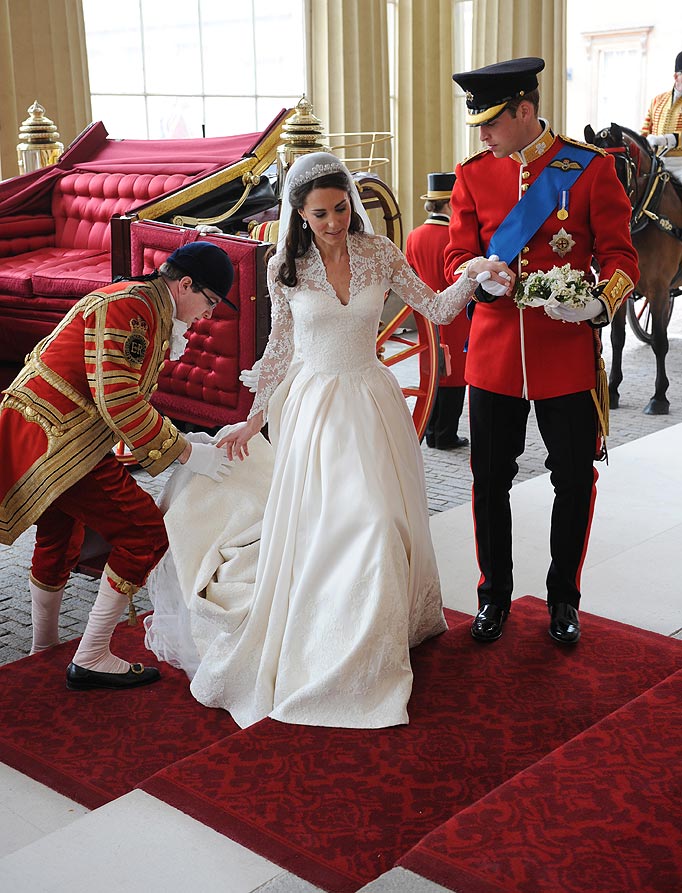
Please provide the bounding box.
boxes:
[217,413,263,461]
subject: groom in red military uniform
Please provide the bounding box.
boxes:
[0,242,235,689]
[444,57,639,644]
[406,172,470,450]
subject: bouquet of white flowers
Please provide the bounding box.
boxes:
[514,263,594,311]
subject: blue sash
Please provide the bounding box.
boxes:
[487,144,597,264]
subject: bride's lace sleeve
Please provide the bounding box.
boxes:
[247,259,294,420]
[380,235,478,324]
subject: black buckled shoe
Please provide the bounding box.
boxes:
[548,603,581,644]
[471,603,508,642]
[66,662,161,691]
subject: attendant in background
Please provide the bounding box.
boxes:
[641,51,682,185]
[406,172,470,450]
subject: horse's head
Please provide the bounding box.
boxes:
[584,122,623,150]
[585,122,647,204]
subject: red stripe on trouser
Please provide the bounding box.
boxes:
[574,464,599,591]
[32,453,168,590]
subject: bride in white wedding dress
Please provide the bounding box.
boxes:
[145,152,490,729]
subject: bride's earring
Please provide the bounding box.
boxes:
[302,220,308,229]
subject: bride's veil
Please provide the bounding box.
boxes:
[277,151,374,253]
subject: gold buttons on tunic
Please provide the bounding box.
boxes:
[521,259,529,266]
[520,272,529,280]
[162,340,170,351]
[148,449,162,461]
[158,361,166,373]
[522,246,530,254]
[521,184,529,192]
[522,171,531,179]
[150,384,158,393]
[161,438,174,450]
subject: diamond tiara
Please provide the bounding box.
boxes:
[287,161,346,190]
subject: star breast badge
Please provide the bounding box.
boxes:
[549,227,576,257]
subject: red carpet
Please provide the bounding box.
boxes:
[0,617,238,809]
[138,597,682,893]
[400,668,682,893]
[0,607,466,811]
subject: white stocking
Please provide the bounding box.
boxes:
[71,577,130,674]
[29,580,64,654]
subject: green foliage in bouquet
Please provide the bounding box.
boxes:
[514,263,594,310]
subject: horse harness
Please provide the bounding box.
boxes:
[604,134,682,241]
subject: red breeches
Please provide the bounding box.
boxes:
[32,453,168,591]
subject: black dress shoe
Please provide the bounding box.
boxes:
[471,603,508,642]
[66,662,161,691]
[548,603,581,644]
[435,435,469,450]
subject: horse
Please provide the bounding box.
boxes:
[584,122,682,415]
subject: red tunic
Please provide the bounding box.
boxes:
[0,278,186,545]
[444,129,639,400]
[405,216,470,387]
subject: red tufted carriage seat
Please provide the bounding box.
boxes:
[127,219,270,428]
[0,120,269,364]
[0,122,278,427]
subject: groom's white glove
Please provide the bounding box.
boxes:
[646,133,678,150]
[475,269,512,297]
[239,358,262,393]
[544,297,604,323]
[473,254,512,300]
[184,442,232,481]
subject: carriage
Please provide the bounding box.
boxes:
[0,100,442,440]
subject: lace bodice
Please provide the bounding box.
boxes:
[249,232,477,419]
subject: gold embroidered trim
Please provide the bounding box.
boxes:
[598,269,634,317]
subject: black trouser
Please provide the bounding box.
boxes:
[425,385,466,448]
[469,386,598,610]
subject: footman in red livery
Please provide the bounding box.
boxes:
[444,57,639,644]
[0,242,235,690]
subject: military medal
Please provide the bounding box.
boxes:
[549,227,575,258]
[557,189,569,220]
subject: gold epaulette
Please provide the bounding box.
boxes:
[560,134,607,157]
[460,147,490,167]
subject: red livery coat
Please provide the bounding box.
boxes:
[444,128,639,400]
[405,216,471,387]
[0,278,186,545]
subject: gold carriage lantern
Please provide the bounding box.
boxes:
[276,95,328,194]
[16,101,64,175]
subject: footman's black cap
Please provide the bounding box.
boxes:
[167,241,237,311]
[676,51,682,73]
[453,57,545,126]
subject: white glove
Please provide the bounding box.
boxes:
[475,255,513,297]
[646,133,678,150]
[184,442,232,481]
[182,430,213,444]
[239,358,262,393]
[195,224,224,234]
[544,297,604,323]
